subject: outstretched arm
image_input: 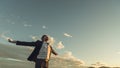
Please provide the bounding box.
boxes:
[50,46,58,55]
[8,39,36,46]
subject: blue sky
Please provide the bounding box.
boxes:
[0,0,120,67]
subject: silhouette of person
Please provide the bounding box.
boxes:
[8,35,58,68]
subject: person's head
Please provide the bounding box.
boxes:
[41,35,49,42]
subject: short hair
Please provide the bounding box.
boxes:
[41,35,48,41]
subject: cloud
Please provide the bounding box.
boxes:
[1,34,9,40]
[0,57,25,62]
[47,36,55,45]
[64,33,72,37]
[24,24,32,27]
[29,35,40,41]
[6,58,24,62]
[91,62,107,67]
[62,51,84,63]
[52,51,85,65]
[56,41,64,49]
[42,25,47,29]
[62,51,83,61]
[0,32,13,41]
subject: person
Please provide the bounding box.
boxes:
[8,35,58,68]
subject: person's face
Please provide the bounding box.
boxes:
[43,36,49,42]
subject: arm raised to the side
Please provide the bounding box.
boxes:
[8,39,36,46]
[50,46,58,55]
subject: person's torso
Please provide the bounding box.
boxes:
[37,42,51,60]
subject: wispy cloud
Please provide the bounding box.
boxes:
[0,57,25,62]
[91,62,107,67]
[63,51,84,64]
[62,51,82,61]
[53,51,85,65]
[29,35,40,41]
[64,33,72,37]
[0,32,13,41]
[23,21,32,27]
[56,41,64,49]
[47,36,55,45]
[24,24,32,27]
[6,58,24,62]
[6,19,16,25]
[42,25,47,29]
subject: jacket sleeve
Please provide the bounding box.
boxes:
[50,46,58,55]
[16,41,36,46]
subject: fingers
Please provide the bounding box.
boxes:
[8,39,11,42]
[8,39,13,43]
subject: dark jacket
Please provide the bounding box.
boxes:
[16,40,57,62]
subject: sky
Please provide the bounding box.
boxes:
[0,0,120,67]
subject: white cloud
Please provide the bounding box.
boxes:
[24,24,32,27]
[23,21,32,27]
[29,35,40,41]
[53,51,85,65]
[31,36,37,40]
[47,36,55,45]
[62,51,81,61]
[0,57,25,62]
[64,33,72,37]
[63,51,84,64]
[42,25,47,29]
[91,62,107,67]
[6,58,24,62]
[56,41,64,49]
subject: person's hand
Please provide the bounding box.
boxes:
[8,39,12,42]
[55,53,58,56]
[8,39,16,43]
